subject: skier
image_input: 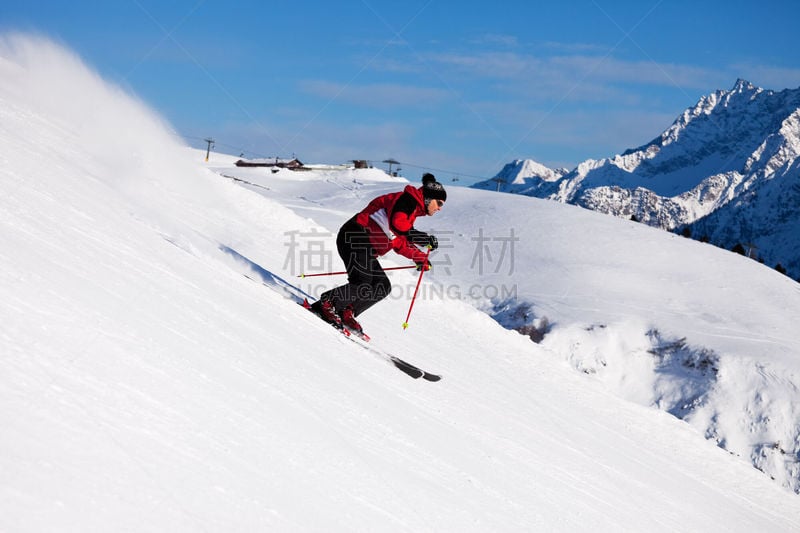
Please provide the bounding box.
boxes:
[310,172,446,336]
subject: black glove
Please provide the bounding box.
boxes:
[408,228,439,250]
[415,261,432,271]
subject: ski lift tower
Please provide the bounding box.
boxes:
[744,242,759,259]
[491,176,507,192]
[383,158,400,176]
[204,137,215,162]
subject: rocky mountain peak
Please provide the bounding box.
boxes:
[473,80,800,280]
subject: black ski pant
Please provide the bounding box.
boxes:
[319,216,391,317]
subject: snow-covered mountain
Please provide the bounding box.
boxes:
[3,34,800,531]
[478,159,570,193]
[475,79,800,279]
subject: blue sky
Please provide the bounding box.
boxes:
[4,1,800,185]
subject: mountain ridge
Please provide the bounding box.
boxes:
[474,80,800,278]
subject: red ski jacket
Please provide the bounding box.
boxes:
[354,185,429,263]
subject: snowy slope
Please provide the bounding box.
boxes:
[2,34,800,532]
[214,152,800,497]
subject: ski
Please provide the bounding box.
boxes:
[346,327,371,343]
[240,269,442,382]
[302,298,441,381]
[342,327,442,382]
[389,355,442,382]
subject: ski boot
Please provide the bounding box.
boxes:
[309,299,344,330]
[340,305,369,341]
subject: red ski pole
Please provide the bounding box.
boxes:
[298,265,417,278]
[298,270,347,278]
[402,247,432,330]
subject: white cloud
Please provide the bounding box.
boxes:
[299,80,449,108]
[427,50,727,92]
[468,33,519,47]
